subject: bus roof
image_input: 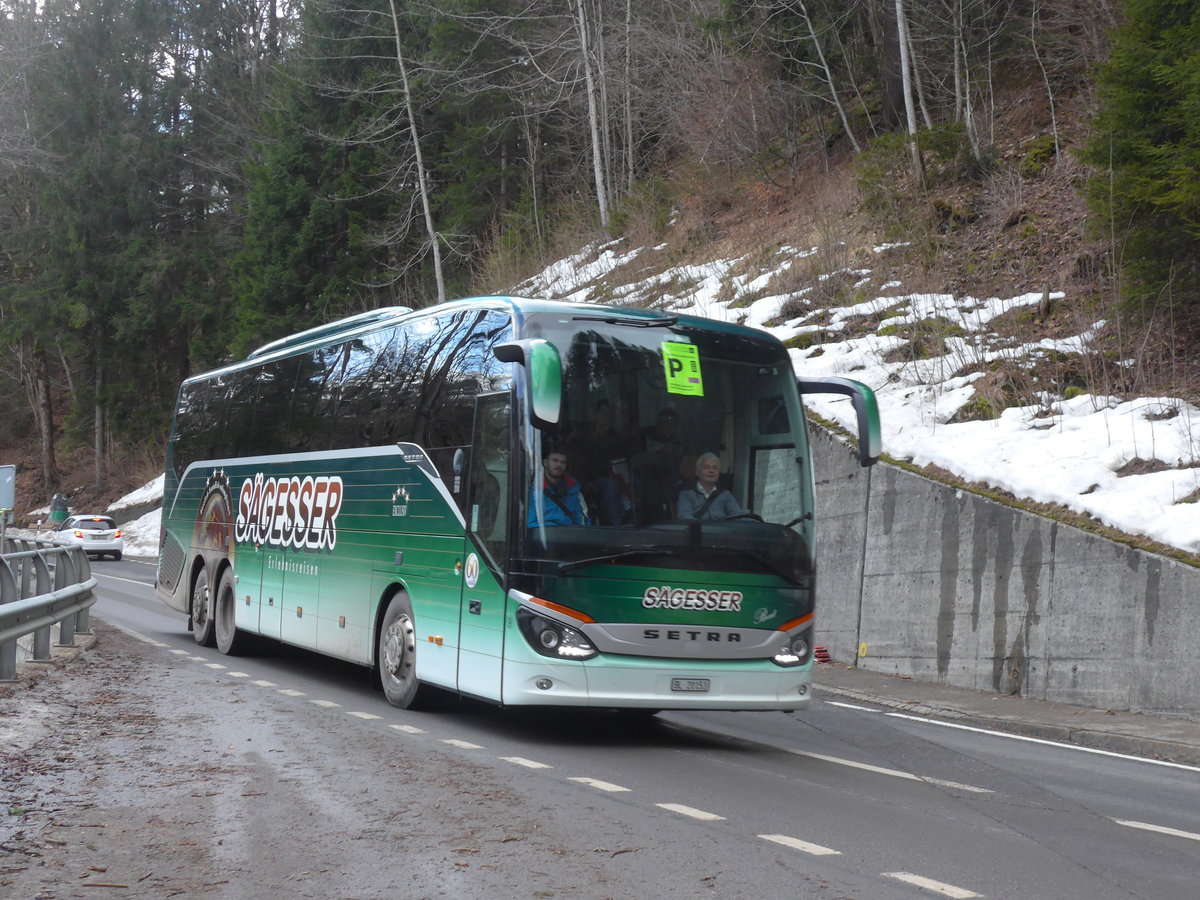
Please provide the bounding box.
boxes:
[183,295,778,387]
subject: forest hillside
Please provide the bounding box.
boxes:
[1,1,1198,527]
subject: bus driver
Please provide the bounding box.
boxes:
[676,451,744,520]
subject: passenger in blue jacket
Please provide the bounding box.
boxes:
[677,452,744,520]
[528,448,590,527]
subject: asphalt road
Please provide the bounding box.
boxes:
[3,557,1198,899]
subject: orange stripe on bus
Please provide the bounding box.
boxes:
[528,596,596,623]
[778,612,814,632]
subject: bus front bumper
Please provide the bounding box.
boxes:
[501,655,811,711]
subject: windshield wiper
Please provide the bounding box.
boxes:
[557,548,670,573]
[570,313,678,328]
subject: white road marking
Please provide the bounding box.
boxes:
[825,701,881,712]
[310,699,339,708]
[1112,819,1200,842]
[441,739,482,749]
[227,672,250,678]
[204,663,226,670]
[568,777,630,793]
[91,572,155,588]
[347,711,381,721]
[252,680,277,687]
[759,834,841,856]
[501,757,553,769]
[787,748,993,794]
[187,656,205,661]
[657,803,725,821]
[882,871,980,898]
[886,712,1200,773]
[277,689,305,697]
[390,724,426,734]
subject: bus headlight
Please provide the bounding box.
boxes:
[773,631,812,667]
[518,608,597,661]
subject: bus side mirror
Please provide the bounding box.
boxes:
[797,376,881,467]
[494,339,562,429]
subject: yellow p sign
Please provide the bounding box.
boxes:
[662,342,704,396]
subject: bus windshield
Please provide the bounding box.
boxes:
[520,315,813,585]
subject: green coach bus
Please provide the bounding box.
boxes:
[155,296,879,710]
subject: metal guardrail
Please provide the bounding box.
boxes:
[0,538,97,681]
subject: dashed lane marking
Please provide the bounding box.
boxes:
[501,757,553,769]
[882,872,980,898]
[277,689,305,697]
[759,834,841,856]
[252,680,276,687]
[204,663,226,669]
[310,699,340,708]
[787,748,993,794]
[657,803,725,821]
[390,724,426,734]
[348,711,382,721]
[227,672,250,678]
[1112,819,1200,843]
[441,739,483,749]
[568,777,630,793]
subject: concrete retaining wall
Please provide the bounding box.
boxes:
[811,426,1200,719]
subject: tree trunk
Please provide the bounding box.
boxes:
[799,1,860,153]
[94,360,107,493]
[624,0,634,192]
[894,0,924,191]
[386,0,445,305]
[33,344,59,493]
[574,0,609,227]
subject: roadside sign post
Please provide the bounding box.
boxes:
[0,465,14,555]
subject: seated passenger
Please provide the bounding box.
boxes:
[528,448,590,527]
[676,452,744,520]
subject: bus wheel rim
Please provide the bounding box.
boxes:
[383,614,415,682]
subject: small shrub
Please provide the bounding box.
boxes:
[949,394,997,423]
[1019,135,1057,178]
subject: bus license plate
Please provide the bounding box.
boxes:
[671,678,710,692]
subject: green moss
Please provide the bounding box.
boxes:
[1019,135,1057,178]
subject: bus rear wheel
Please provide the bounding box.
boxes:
[214,567,251,656]
[378,593,426,709]
[190,567,215,647]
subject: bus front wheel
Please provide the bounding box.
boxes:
[214,567,252,656]
[190,567,215,647]
[378,593,427,709]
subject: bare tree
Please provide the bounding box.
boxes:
[573,0,608,226]
[894,0,924,189]
[797,0,861,153]
[386,0,446,304]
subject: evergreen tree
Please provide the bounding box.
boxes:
[1083,0,1200,320]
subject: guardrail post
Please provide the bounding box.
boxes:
[74,548,94,635]
[30,553,54,661]
[55,548,78,647]
[0,558,17,681]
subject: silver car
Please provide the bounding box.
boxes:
[57,515,124,560]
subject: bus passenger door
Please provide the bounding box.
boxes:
[257,545,285,641]
[457,393,511,700]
